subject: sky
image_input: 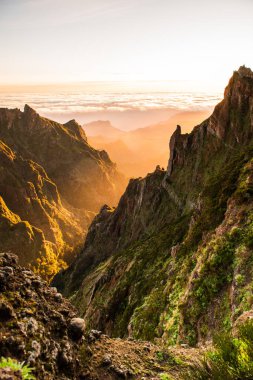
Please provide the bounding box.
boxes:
[0,0,253,88]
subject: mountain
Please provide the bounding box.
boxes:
[0,106,126,279]
[0,105,126,211]
[0,252,200,379]
[83,120,125,139]
[85,110,211,178]
[53,66,253,346]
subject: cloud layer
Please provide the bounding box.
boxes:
[0,87,221,114]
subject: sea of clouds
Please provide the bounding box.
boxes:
[0,84,222,129]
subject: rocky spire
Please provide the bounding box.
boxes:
[208,65,253,141]
[24,104,37,115]
[167,65,253,177]
[237,65,253,79]
[64,119,87,141]
[167,125,181,175]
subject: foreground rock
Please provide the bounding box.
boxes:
[0,252,84,379]
[69,318,86,341]
[0,252,202,379]
[81,333,201,380]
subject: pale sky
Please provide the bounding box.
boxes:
[0,0,253,87]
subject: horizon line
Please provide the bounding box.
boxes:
[0,79,223,86]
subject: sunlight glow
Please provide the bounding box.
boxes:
[0,0,253,91]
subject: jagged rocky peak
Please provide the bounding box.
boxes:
[0,107,21,128]
[0,105,126,211]
[223,65,253,100]
[167,124,182,175]
[99,149,113,164]
[237,65,253,79]
[64,119,87,141]
[0,105,126,278]
[24,103,37,115]
[23,104,40,125]
[208,65,253,140]
[167,66,253,176]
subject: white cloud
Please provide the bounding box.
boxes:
[0,86,222,115]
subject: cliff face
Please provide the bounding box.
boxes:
[0,107,126,279]
[0,139,85,279]
[53,66,253,345]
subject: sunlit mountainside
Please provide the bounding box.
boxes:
[0,105,126,279]
[2,62,253,379]
[55,66,253,349]
[1,0,253,377]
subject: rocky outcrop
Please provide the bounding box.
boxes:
[53,67,253,346]
[167,125,182,175]
[0,252,84,379]
[207,66,253,142]
[0,106,126,278]
[238,65,253,79]
[167,65,253,182]
[0,252,201,379]
[0,139,86,276]
[64,119,88,141]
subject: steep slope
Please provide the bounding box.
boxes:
[0,252,200,380]
[0,105,125,211]
[0,107,126,278]
[0,140,86,278]
[0,252,84,379]
[53,66,253,346]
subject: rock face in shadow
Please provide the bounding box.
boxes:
[53,66,253,345]
[0,106,126,278]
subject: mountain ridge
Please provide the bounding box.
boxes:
[0,106,126,278]
[53,66,253,346]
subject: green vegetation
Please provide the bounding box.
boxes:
[159,374,173,380]
[0,357,35,379]
[185,320,253,380]
[56,69,253,351]
[69,146,253,346]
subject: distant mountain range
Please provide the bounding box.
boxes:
[84,110,211,178]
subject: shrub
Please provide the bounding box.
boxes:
[184,319,253,379]
[159,374,173,380]
[0,357,35,379]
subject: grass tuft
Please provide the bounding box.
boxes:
[0,357,35,379]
